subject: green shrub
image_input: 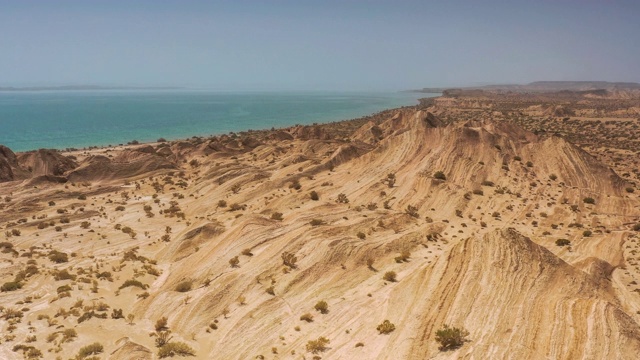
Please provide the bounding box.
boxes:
[76,342,104,358]
[377,320,396,334]
[158,342,196,358]
[435,324,469,350]
[1,281,22,292]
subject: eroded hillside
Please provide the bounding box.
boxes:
[1,98,640,359]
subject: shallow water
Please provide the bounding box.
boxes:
[0,90,436,152]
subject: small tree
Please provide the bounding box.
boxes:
[435,324,469,350]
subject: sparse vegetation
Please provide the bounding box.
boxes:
[435,324,469,350]
[383,271,397,282]
[377,320,396,334]
[306,337,330,354]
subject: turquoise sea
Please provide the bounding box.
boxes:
[0,90,436,152]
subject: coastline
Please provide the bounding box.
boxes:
[1,91,439,153]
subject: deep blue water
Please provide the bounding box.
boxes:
[0,90,436,152]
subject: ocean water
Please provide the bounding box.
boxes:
[0,90,436,152]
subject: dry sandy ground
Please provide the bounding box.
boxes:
[1,94,640,359]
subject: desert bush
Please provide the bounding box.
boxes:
[357,231,366,239]
[76,342,104,358]
[433,171,446,181]
[119,279,148,290]
[405,205,419,218]
[265,286,275,295]
[155,331,173,347]
[217,200,227,208]
[241,248,253,256]
[229,256,240,268]
[383,271,397,282]
[158,341,196,358]
[155,317,169,331]
[377,320,396,334]
[229,203,245,211]
[583,230,592,237]
[481,180,495,187]
[48,251,69,263]
[175,281,192,292]
[53,269,76,281]
[306,337,330,354]
[289,179,302,190]
[383,173,396,188]
[310,219,325,226]
[555,239,571,247]
[271,212,283,220]
[111,308,124,319]
[549,174,558,181]
[435,324,469,350]
[583,197,595,204]
[626,187,635,193]
[300,313,314,322]
[310,191,319,201]
[115,205,126,211]
[633,223,640,231]
[1,281,22,292]
[282,252,298,268]
[80,221,91,229]
[336,193,349,203]
[314,300,329,314]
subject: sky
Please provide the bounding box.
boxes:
[0,0,638,91]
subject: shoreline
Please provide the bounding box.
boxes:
[4,92,439,154]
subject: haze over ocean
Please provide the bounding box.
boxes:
[0,90,433,152]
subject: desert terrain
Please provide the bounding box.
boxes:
[1,89,640,359]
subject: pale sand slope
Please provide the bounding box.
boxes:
[1,108,639,359]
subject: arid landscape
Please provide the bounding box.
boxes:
[2,89,640,359]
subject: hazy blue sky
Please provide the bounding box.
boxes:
[1,0,638,90]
